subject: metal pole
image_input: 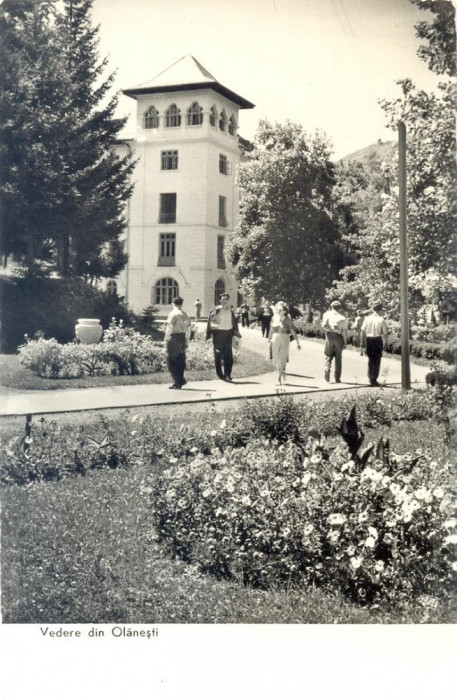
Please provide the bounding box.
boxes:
[398,121,411,390]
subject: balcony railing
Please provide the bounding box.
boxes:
[158,256,176,267]
[159,213,176,224]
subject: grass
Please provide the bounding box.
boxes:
[1,398,455,625]
[0,346,271,392]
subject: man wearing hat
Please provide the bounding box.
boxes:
[165,296,191,389]
[361,301,389,387]
[206,292,241,381]
[322,300,348,383]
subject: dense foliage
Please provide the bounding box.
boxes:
[329,1,456,321]
[227,120,346,307]
[0,276,131,352]
[153,406,456,606]
[0,0,134,278]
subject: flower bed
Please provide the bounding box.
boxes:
[17,319,214,378]
[153,409,456,607]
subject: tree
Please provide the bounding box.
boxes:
[227,120,345,307]
[0,0,135,280]
[411,0,456,77]
[329,1,456,320]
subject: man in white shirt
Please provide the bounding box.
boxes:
[322,300,348,383]
[165,296,191,389]
[361,300,389,387]
[206,293,241,381]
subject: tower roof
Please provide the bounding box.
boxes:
[123,54,254,109]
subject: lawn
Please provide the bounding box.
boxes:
[1,391,455,625]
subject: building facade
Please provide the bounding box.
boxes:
[113,55,254,318]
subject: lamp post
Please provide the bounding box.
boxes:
[398,121,411,390]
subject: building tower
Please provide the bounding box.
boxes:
[115,55,254,318]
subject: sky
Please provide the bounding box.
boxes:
[91,0,442,159]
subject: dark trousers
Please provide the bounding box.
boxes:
[167,333,186,387]
[366,336,383,383]
[324,332,344,381]
[261,316,271,337]
[212,330,234,379]
[241,311,249,328]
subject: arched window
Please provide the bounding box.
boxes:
[228,115,236,136]
[209,105,217,127]
[154,278,179,305]
[106,280,117,295]
[214,279,226,305]
[219,110,227,132]
[165,104,181,128]
[187,101,203,126]
[144,106,159,129]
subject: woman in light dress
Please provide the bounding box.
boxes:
[268,302,300,385]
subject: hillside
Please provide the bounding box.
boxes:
[339,139,395,166]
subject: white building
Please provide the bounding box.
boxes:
[114,55,254,318]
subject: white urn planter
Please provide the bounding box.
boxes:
[75,318,103,344]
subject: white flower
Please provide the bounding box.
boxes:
[301,473,311,487]
[452,562,457,572]
[210,430,218,437]
[346,545,356,556]
[444,519,457,530]
[374,560,385,572]
[303,524,314,537]
[310,454,321,464]
[202,489,212,498]
[358,511,369,523]
[368,526,378,539]
[433,487,445,499]
[169,456,178,464]
[328,531,340,543]
[444,535,457,545]
[389,482,401,496]
[241,496,252,507]
[362,467,383,483]
[327,513,347,526]
[381,476,391,488]
[225,483,235,494]
[365,536,376,549]
[219,419,227,429]
[350,556,363,570]
[414,487,431,501]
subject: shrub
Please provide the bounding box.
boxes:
[16,319,217,379]
[153,408,456,607]
[0,276,132,353]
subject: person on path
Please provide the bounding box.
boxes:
[354,309,367,355]
[260,302,274,338]
[268,302,300,385]
[322,300,348,383]
[239,302,250,328]
[165,296,191,389]
[194,298,202,321]
[206,293,241,381]
[361,300,390,387]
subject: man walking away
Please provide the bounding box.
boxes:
[260,302,274,338]
[239,302,250,328]
[206,293,241,381]
[322,300,348,383]
[194,298,202,321]
[165,297,190,389]
[361,300,389,387]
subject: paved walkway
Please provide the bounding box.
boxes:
[0,325,428,416]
